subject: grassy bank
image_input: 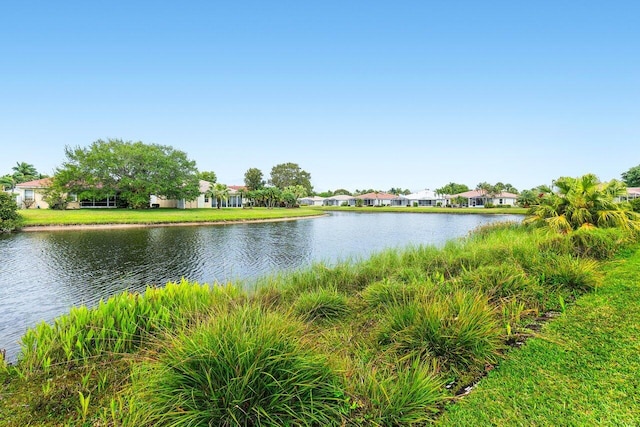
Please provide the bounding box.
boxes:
[1,222,637,425]
[19,207,322,227]
[313,205,528,215]
[436,246,640,426]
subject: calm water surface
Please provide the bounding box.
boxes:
[0,212,522,361]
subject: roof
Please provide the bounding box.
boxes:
[326,194,356,201]
[199,180,212,193]
[356,192,399,200]
[15,178,52,188]
[300,196,325,201]
[228,185,247,191]
[449,189,518,199]
[628,187,640,195]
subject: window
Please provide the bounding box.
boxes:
[24,189,34,200]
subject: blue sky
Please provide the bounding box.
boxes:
[1,1,638,193]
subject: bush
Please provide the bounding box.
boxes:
[361,279,421,309]
[294,289,350,322]
[630,198,640,213]
[484,202,495,209]
[128,306,346,426]
[0,192,22,232]
[378,290,501,372]
[356,359,445,425]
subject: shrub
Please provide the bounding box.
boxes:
[128,306,346,426]
[378,290,501,372]
[484,202,495,208]
[356,359,445,425]
[630,198,640,213]
[294,289,350,322]
[0,192,23,232]
[361,279,420,309]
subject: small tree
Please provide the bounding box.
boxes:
[244,168,265,191]
[622,164,640,187]
[0,192,23,233]
[208,183,230,209]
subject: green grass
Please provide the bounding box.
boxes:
[436,246,640,426]
[312,205,528,215]
[19,207,323,227]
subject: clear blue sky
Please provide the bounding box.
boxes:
[1,1,638,193]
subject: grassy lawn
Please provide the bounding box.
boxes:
[313,205,528,215]
[19,207,323,227]
[436,246,640,426]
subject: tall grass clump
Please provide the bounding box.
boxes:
[355,358,446,425]
[536,254,602,291]
[18,280,242,372]
[294,288,350,322]
[361,278,435,310]
[378,289,501,372]
[128,305,347,427]
[455,263,543,304]
[541,227,634,260]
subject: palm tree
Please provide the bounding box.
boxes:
[525,173,640,233]
[208,183,230,209]
[0,175,17,192]
[12,162,38,184]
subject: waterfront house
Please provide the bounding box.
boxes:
[299,196,326,206]
[323,194,357,206]
[356,192,399,206]
[398,189,446,207]
[14,178,82,209]
[447,190,518,207]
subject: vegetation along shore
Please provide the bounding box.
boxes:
[2,172,640,425]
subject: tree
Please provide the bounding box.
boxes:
[12,162,38,184]
[435,182,469,195]
[333,189,352,196]
[0,192,22,233]
[269,163,312,195]
[622,164,640,187]
[198,171,217,184]
[207,183,230,209]
[0,175,16,192]
[516,189,537,208]
[244,168,265,191]
[388,188,411,195]
[525,173,640,233]
[54,139,200,209]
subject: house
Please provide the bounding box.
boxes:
[213,185,246,208]
[397,189,446,207]
[298,196,325,206]
[620,187,640,201]
[323,194,356,206]
[447,190,518,207]
[13,178,81,209]
[356,192,400,207]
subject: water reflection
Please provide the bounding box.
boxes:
[0,212,521,361]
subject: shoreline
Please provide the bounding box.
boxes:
[20,214,327,232]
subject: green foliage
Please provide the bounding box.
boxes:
[356,359,445,425]
[197,170,217,183]
[355,198,364,207]
[525,173,640,233]
[536,255,602,291]
[436,182,469,195]
[630,197,640,213]
[269,162,313,194]
[206,182,229,208]
[361,279,424,309]
[621,164,640,187]
[0,192,23,232]
[294,289,350,322]
[128,306,346,426]
[42,183,70,210]
[455,263,542,303]
[378,290,502,372]
[244,167,265,191]
[17,280,241,372]
[54,139,200,209]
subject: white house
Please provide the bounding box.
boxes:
[447,190,518,207]
[323,194,357,206]
[356,192,399,207]
[399,189,446,207]
[299,196,325,206]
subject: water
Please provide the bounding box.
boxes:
[0,211,522,361]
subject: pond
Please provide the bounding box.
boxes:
[0,211,523,361]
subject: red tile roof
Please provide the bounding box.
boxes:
[15,178,52,188]
[356,192,399,200]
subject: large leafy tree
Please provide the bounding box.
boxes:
[244,168,265,191]
[54,139,200,209]
[622,164,640,187]
[525,173,640,233]
[435,182,469,195]
[269,163,312,195]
